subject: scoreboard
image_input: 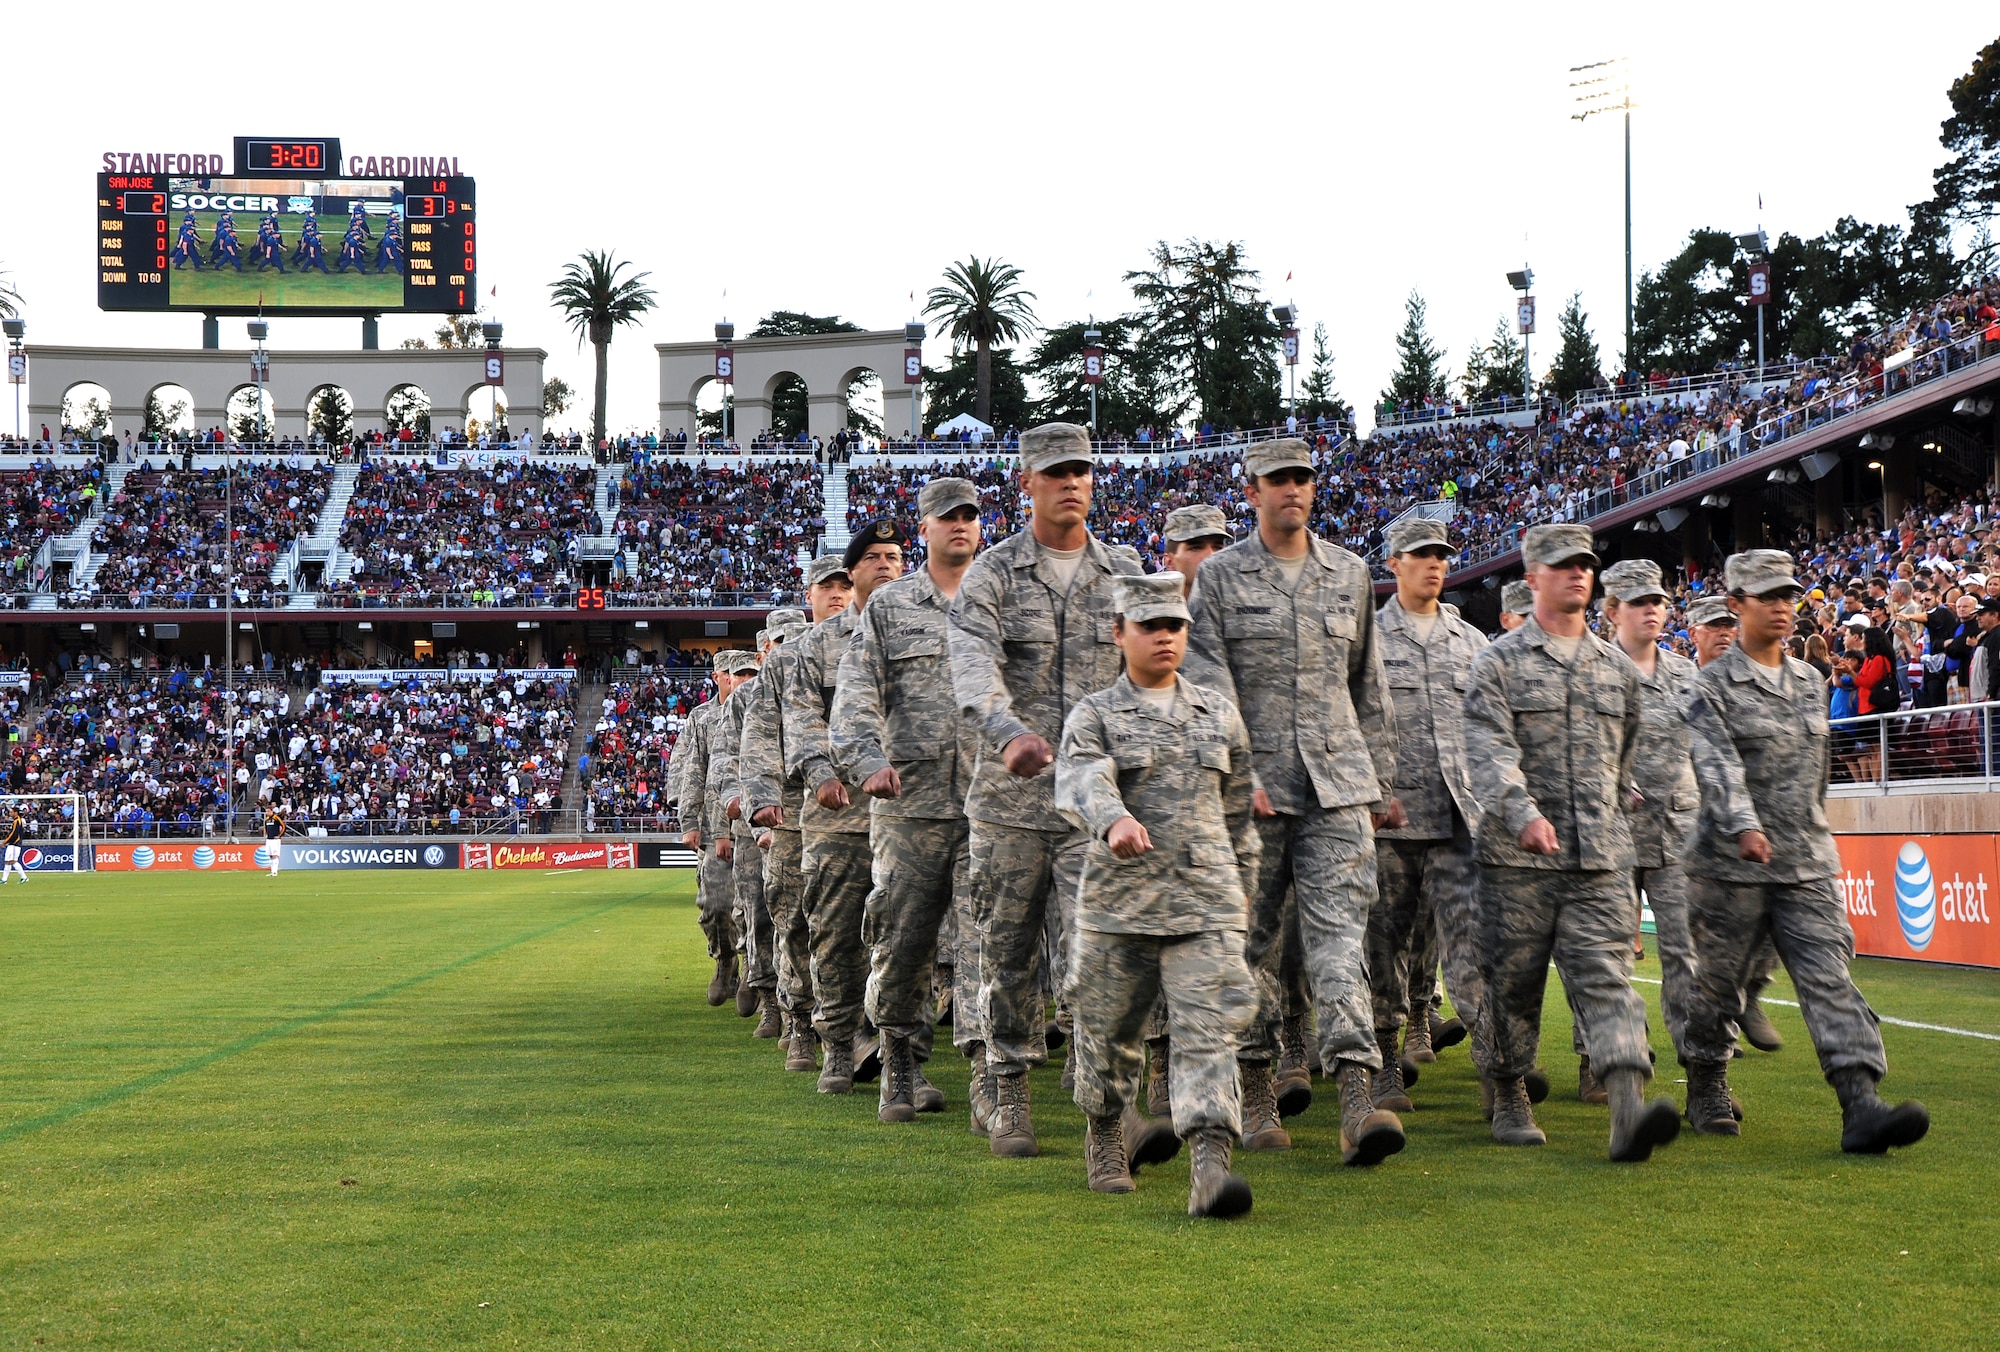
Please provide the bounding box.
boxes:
[97,166,475,316]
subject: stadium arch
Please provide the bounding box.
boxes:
[59,381,114,439]
[143,382,198,438]
[305,384,356,444]
[657,329,917,445]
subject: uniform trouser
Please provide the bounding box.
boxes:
[1373,830,1494,1072]
[863,814,972,1060]
[762,829,812,1016]
[968,819,1088,1076]
[732,823,776,991]
[1480,866,1652,1082]
[1682,875,1886,1082]
[934,873,982,1050]
[1241,807,1380,1071]
[1067,927,1257,1138]
[802,830,875,1044]
[696,844,739,960]
[1563,862,1699,1064]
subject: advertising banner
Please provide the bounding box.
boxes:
[462,841,618,870]
[94,841,268,871]
[1835,834,2000,970]
[280,841,461,870]
[320,667,576,687]
[0,672,30,690]
[636,842,700,869]
[20,843,88,872]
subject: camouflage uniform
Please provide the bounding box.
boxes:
[1462,616,1654,1083]
[1371,593,1492,1070]
[674,698,740,961]
[741,642,813,1018]
[1683,641,1885,1082]
[832,563,982,1053]
[715,680,776,993]
[1056,670,1261,1138]
[1622,643,1702,1063]
[948,529,1144,1077]
[781,608,876,1047]
[1184,532,1396,1072]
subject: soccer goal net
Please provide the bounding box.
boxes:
[0,793,86,872]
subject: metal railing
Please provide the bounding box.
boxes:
[1830,699,2000,792]
[69,807,687,841]
[1376,394,1544,429]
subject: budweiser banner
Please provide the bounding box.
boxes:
[462,841,633,869]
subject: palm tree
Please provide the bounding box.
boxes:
[548,250,657,448]
[0,265,21,320]
[925,256,1037,426]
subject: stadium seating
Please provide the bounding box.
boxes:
[607,458,821,606]
[0,465,104,603]
[582,672,710,832]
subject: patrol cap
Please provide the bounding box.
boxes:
[1388,517,1457,557]
[714,648,760,675]
[1601,558,1671,603]
[807,554,851,587]
[1688,595,1737,627]
[1724,549,1803,599]
[1018,423,1093,474]
[1521,523,1600,569]
[1501,580,1533,615]
[844,518,910,571]
[1113,571,1190,624]
[918,476,980,518]
[769,617,809,643]
[765,607,807,629]
[1163,504,1232,545]
[1243,437,1316,479]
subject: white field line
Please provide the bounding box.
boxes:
[1628,974,2000,1042]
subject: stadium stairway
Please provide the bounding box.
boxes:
[579,466,625,565]
[557,679,605,814]
[819,464,850,559]
[32,463,132,608]
[296,464,360,602]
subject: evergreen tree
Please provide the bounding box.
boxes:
[1930,37,2000,224]
[1379,290,1449,410]
[1295,322,1351,425]
[921,348,1030,435]
[1022,318,1156,432]
[1124,239,1283,430]
[1545,293,1604,399]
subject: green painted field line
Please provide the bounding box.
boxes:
[0,886,658,1146]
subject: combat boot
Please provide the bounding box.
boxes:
[735,977,759,1018]
[911,1063,946,1114]
[1604,1067,1681,1162]
[1278,1012,1313,1097]
[783,1016,818,1073]
[706,952,736,1007]
[878,1034,917,1124]
[1429,1007,1468,1052]
[1684,1059,1740,1136]
[1371,1032,1414,1113]
[753,991,782,1039]
[1740,999,1784,1053]
[1832,1069,1930,1155]
[1085,1113,1133,1193]
[1577,1054,1608,1105]
[1123,1107,1181,1173]
[1238,1063,1292,1151]
[853,1032,882,1084]
[1187,1127,1253,1219]
[1403,1010,1435,1064]
[1337,1061,1406,1166]
[1489,1075,1546,1146]
[1523,1065,1551,1104]
[817,1035,855,1095]
[1145,1039,1171,1117]
[989,1072,1038,1158]
[1479,1072,1497,1122]
[967,1043,997,1136]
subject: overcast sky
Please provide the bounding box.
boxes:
[5,2,1992,434]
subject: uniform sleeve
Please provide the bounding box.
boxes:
[948,559,1032,754]
[738,668,786,819]
[1686,680,1764,840]
[1182,557,1238,707]
[1053,701,1126,840]
[1617,663,1642,802]
[1347,582,1396,806]
[781,630,840,791]
[829,605,892,785]
[1462,651,1543,840]
[1221,701,1262,879]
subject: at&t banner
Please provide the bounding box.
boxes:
[1836,834,2000,970]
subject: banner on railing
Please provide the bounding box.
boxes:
[461,841,632,869]
[319,667,577,687]
[95,841,267,871]
[636,842,700,869]
[0,672,29,690]
[281,841,461,870]
[1836,834,2000,970]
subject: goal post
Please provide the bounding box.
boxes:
[0,793,87,872]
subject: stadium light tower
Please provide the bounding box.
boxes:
[3,319,23,439]
[714,321,735,446]
[483,320,504,435]
[1082,322,1102,435]
[1570,58,1635,375]
[905,321,926,442]
[1506,271,1534,407]
[1736,228,1771,382]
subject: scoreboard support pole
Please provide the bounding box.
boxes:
[202,315,219,350]
[363,316,379,351]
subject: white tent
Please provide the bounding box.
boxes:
[933,412,995,441]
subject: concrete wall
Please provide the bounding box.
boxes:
[25,344,546,441]
[656,329,910,443]
[1828,790,2000,835]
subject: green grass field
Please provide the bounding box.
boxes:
[166,211,400,310]
[3,869,1997,1349]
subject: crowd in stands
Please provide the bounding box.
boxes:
[581,671,711,832]
[65,462,331,610]
[20,670,238,834]
[608,458,820,604]
[327,462,597,607]
[0,465,104,602]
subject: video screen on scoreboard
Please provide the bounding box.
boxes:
[97,172,475,314]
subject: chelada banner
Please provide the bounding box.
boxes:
[461,841,634,870]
